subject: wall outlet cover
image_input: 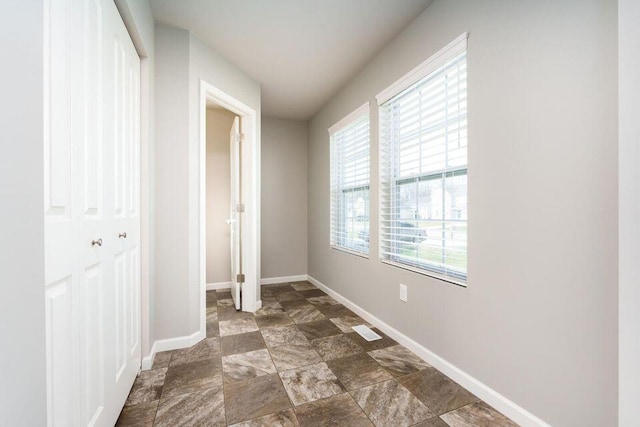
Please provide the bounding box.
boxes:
[399,284,408,302]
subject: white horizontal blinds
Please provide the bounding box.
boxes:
[330,108,370,255]
[379,36,467,282]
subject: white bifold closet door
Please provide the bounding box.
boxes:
[44,0,141,425]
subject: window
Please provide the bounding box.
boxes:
[378,34,468,283]
[329,103,370,256]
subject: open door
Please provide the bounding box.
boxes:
[228,116,242,310]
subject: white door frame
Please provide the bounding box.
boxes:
[199,80,260,331]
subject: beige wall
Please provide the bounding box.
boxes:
[206,108,236,284]
[261,117,308,278]
[190,32,263,318]
[307,0,617,425]
[154,25,261,339]
[207,113,307,283]
[154,25,191,338]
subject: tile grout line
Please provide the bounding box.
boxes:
[151,348,175,424]
[219,345,229,427]
[125,282,502,426]
[224,303,295,426]
[347,387,378,426]
[265,285,340,421]
[268,286,378,425]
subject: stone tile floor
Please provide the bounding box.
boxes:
[117,281,518,426]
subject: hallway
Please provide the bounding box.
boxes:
[116,282,516,426]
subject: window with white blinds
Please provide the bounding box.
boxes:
[378,34,468,283]
[329,103,370,256]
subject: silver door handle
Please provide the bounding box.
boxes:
[92,238,103,247]
[119,232,127,239]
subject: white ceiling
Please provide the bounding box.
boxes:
[150,0,434,120]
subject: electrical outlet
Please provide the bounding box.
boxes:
[399,284,408,302]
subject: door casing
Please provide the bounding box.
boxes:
[199,80,260,337]
[228,116,242,310]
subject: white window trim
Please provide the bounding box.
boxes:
[377,33,469,285]
[328,102,371,258]
[331,245,370,259]
[381,259,467,287]
[376,33,468,105]
[328,102,370,135]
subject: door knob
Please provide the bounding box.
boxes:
[119,232,127,239]
[92,238,103,247]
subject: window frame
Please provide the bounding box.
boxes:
[376,33,468,285]
[328,102,371,258]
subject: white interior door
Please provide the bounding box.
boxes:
[44,0,140,425]
[229,117,242,310]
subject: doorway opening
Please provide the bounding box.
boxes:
[205,104,240,309]
[199,80,260,337]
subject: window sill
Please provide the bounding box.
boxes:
[380,258,467,287]
[331,245,370,259]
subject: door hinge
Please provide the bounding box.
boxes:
[236,203,245,213]
[235,133,244,143]
[236,273,245,283]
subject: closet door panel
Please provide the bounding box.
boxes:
[44,1,81,425]
[79,264,105,426]
[74,1,110,424]
[44,0,74,288]
[44,0,140,425]
[45,278,75,427]
[80,0,103,219]
[113,251,128,380]
[128,247,141,356]
[104,0,141,416]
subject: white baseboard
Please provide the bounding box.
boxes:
[142,276,302,370]
[260,274,308,285]
[306,274,550,427]
[206,281,232,291]
[141,341,157,370]
[207,276,306,290]
[140,329,205,371]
